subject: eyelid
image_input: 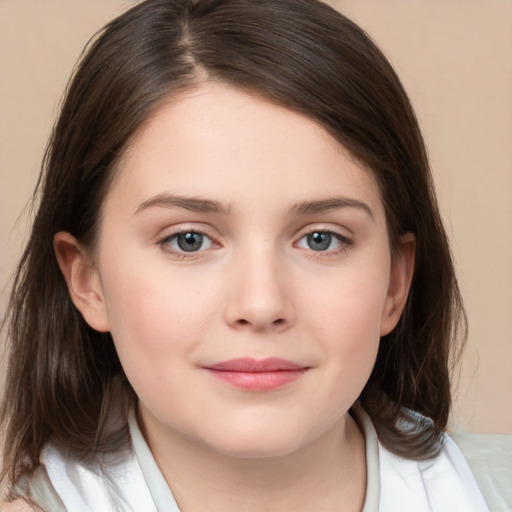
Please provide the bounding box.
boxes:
[294,224,353,242]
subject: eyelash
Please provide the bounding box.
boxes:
[156,227,354,259]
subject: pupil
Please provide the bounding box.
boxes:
[308,232,331,251]
[177,232,203,252]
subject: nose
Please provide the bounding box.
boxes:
[223,247,294,332]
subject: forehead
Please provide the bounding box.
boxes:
[106,82,383,218]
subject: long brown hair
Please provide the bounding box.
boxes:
[1,0,466,485]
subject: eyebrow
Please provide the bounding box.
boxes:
[134,193,373,219]
[134,194,232,216]
[289,197,374,219]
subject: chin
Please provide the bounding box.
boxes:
[200,423,316,460]
[213,440,303,460]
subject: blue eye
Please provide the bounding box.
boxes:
[166,232,213,253]
[297,231,344,252]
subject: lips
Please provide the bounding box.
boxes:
[203,357,309,391]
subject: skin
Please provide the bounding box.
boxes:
[55,82,414,511]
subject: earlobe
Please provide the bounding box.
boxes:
[380,233,415,336]
[54,231,110,332]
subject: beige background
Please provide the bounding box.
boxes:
[0,0,511,434]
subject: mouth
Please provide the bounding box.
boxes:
[202,357,310,391]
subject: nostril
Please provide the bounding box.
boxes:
[234,317,286,329]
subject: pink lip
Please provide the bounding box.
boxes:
[203,358,309,391]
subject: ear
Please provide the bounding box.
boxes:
[54,231,110,332]
[380,233,415,336]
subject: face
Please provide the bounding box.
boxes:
[58,83,413,459]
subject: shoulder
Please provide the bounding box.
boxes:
[0,497,43,512]
[39,440,155,511]
[354,405,488,511]
[378,429,512,511]
[377,432,489,511]
[1,464,66,512]
[1,480,43,512]
[450,431,512,512]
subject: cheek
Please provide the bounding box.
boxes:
[99,263,219,412]
[311,261,390,338]
[98,255,219,368]
[305,257,391,381]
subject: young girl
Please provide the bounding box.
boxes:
[1,0,509,510]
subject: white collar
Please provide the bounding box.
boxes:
[128,406,489,512]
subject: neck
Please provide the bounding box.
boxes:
[138,409,367,512]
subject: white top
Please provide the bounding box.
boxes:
[40,408,491,512]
